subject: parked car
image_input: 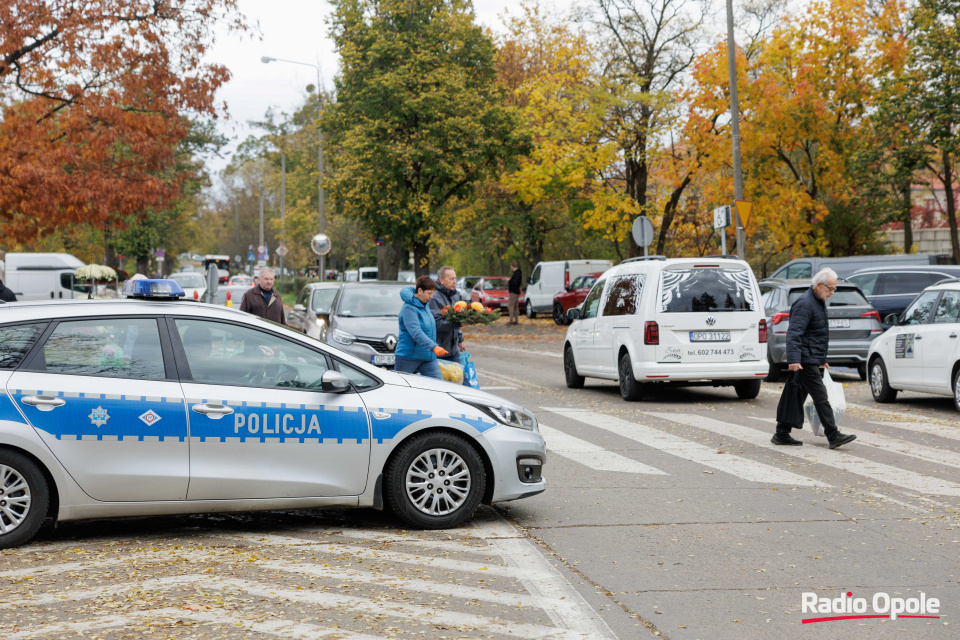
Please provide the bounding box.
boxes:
[457,275,482,293]
[552,272,603,325]
[320,282,408,368]
[358,267,378,282]
[229,274,253,286]
[169,272,208,301]
[845,265,960,321]
[470,277,524,313]
[769,253,954,280]
[286,282,345,339]
[564,256,768,401]
[212,284,253,308]
[867,279,960,412]
[525,259,613,319]
[759,278,884,381]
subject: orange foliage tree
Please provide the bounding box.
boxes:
[0,0,245,243]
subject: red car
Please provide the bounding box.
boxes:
[552,272,603,325]
[470,277,524,313]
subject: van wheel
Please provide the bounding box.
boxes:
[857,364,867,381]
[385,432,486,530]
[553,303,570,326]
[869,357,898,403]
[0,450,50,550]
[734,380,762,400]
[564,346,585,388]
[525,300,535,319]
[618,352,643,401]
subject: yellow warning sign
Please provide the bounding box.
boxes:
[734,200,753,227]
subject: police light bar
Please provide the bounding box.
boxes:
[122,279,186,299]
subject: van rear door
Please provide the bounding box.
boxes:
[654,266,763,364]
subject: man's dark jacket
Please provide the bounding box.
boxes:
[786,286,829,365]
[240,285,285,324]
[428,282,464,358]
[0,279,16,303]
[508,269,523,295]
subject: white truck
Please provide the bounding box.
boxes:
[1,253,86,301]
[524,259,613,318]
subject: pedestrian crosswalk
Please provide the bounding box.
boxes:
[539,406,960,500]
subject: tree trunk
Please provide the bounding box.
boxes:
[901,179,913,254]
[377,241,403,280]
[942,150,960,264]
[413,240,430,277]
[625,152,648,258]
[136,256,150,276]
[656,174,693,255]
[104,242,118,270]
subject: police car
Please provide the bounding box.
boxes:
[866,278,960,412]
[0,280,546,548]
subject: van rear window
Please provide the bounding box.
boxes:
[660,269,756,313]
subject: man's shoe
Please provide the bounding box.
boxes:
[829,433,857,449]
[771,434,803,446]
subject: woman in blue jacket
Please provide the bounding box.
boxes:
[396,275,448,379]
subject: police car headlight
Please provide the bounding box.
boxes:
[331,329,356,345]
[451,394,537,431]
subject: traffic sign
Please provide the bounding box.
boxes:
[257,245,266,254]
[631,216,655,248]
[276,245,289,258]
[734,200,753,227]
[235,255,242,263]
[713,206,731,230]
[247,252,255,262]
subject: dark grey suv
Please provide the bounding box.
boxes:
[845,265,960,321]
[759,278,884,381]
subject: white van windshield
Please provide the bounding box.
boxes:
[660,269,756,313]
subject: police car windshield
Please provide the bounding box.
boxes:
[338,286,405,317]
[170,273,206,288]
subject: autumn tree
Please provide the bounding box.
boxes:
[324,0,527,276]
[0,0,245,244]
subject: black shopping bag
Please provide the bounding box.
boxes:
[776,371,805,428]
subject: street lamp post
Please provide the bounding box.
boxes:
[725,0,746,260]
[261,55,327,277]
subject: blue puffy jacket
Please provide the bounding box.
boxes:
[397,286,439,361]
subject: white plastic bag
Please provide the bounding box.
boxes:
[804,369,846,436]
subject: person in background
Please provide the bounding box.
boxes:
[507,261,522,325]
[240,267,285,324]
[429,266,467,383]
[396,276,447,379]
[0,277,17,302]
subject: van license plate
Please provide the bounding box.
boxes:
[372,355,395,366]
[828,319,850,328]
[690,331,731,342]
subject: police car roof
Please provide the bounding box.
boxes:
[0,298,252,324]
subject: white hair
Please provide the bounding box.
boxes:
[812,267,838,286]
[259,267,276,277]
[437,266,455,280]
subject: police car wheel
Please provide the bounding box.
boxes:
[0,450,50,549]
[386,432,486,530]
[869,357,898,403]
[564,346,585,389]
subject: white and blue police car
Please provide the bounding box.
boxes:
[0,279,546,548]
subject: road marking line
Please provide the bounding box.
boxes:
[750,416,960,470]
[542,407,818,486]
[482,385,517,390]
[648,412,960,496]
[476,344,563,358]
[539,423,668,474]
[874,421,960,443]
[0,560,87,580]
[762,387,958,427]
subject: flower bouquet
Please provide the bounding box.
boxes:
[439,300,502,324]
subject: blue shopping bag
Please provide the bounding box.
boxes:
[461,351,480,389]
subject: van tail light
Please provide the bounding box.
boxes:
[759,319,768,343]
[771,312,789,325]
[861,311,881,323]
[644,321,659,345]
[193,290,199,300]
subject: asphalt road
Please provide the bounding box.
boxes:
[2,322,957,640]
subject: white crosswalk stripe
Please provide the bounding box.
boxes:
[541,407,819,486]
[646,412,960,496]
[874,420,960,444]
[539,423,668,474]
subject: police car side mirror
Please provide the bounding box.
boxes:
[320,370,351,393]
[567,308,581,321]
[884,313,899,326]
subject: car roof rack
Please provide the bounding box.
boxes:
[620,256,667,264]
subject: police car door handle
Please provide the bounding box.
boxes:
[191,404,234,419]
[950,333,958,339]
[21,395,65,411]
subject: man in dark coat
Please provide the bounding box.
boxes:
[0,278,16,303]
[507,261,522,325]
[429,266,469,385]
[240,267,285,324]
[773,268,856,449]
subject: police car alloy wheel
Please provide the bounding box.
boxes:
[564,347,585,389]
[0,450,49,549]
[869,357,898,403]
[385,431,486,529]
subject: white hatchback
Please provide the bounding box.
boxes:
[867,280,960,412]
[563,256,768,401]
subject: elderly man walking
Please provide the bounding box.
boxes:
[240,267,285,324]
[773,268,857,449]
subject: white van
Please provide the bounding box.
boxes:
[1,253,86,301]
[563,256,768,401]
[359,266,379,282]
[525,259,613,318]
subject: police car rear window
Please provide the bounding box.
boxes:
[660,269,756,313]
[0,324,45,369]
[32,318,165,379]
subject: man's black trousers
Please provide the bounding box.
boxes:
[776,366,839,440]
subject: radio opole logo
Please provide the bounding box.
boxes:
[802,591,940,624]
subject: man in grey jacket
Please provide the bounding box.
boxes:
[773,267,857,449]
